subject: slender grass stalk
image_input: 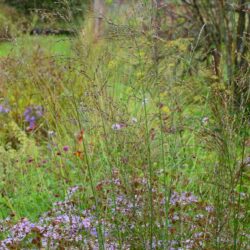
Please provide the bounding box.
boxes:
[142,87,154,249]
[158,94,172,249]
[71,94,105,250]
[233,117,247,250]
[99,110,123,249]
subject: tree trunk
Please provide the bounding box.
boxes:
[117,0,124,5]
[93,0,105,41]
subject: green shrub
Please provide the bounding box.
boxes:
[0,4,27,40]
[2,0,89,22]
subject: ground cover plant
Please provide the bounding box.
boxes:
[0,0,249,249]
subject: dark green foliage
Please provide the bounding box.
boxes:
[2,0,90,19]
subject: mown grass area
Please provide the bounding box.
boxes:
[0,35,73,57]
[0,3,249,250]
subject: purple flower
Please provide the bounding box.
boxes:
[111,123,125,130]
[67,185,79,195]
[24,105,44,129]
[35,105,43,117]
[0,104,10,113]
[170,192,198,206]
[63,145,70,152]
[205,205,214,213]
[82,218,91,229]
[29,120,36,130]
[90,227,97,237]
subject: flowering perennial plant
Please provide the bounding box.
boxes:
[23,105,44,130]
[0,178,249,249]
[0,103,10,114]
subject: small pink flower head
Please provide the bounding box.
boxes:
[111,123,125,130]
[63,145,70,152]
